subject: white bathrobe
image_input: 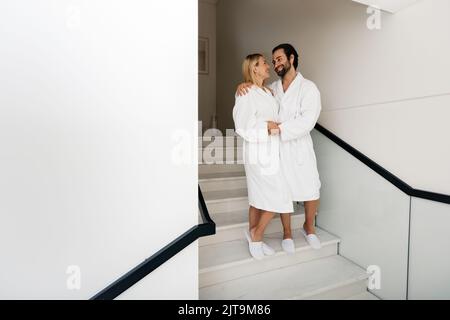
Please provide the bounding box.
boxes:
[269,72,322,201]
[232,86,293,213]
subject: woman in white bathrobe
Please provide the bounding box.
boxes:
[233,54,293,260]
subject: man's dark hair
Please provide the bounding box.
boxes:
[272,43,299,70]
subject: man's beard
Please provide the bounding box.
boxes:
[275,61,292,78]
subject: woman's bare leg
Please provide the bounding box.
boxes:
[248,206,261,230]
[250,211,275,241]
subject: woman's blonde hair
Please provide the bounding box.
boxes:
[242,53,263,85]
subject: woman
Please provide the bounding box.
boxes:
[233,54,294,260]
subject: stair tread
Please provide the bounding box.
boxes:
[200,227,339,271]
[199,171,246,181]
[200,145,243,149]
[211,206,304,229]
[199,163,245,173]
[200,138,243,148]
[346,291,380,300]
[203,188,248,202]
[199,255,368,300]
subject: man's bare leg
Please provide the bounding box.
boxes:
[303,199,320,235]
[280,213,293,240]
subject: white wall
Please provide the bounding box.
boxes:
[0,0,198,299]
[199,0,217,132]
[217,0,450,195]
[408,198,450,299]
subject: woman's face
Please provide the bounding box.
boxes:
[253,56,270,81]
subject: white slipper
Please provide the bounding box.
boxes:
[248,241,264,260]
[281,238,296,255]
[244,229,264,259]
[300,228,322,249]
[244,229,274,256]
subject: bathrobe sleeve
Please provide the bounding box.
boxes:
[278,82,322,142]
[232,94,269,143]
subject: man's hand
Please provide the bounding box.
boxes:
[236,82,253,96]
[267,121,280,136]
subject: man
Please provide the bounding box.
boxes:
[237,43,322,252]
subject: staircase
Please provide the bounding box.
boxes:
[198,137,379,300]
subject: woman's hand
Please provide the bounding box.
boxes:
[267,121,280,135]
[236,82,253,96]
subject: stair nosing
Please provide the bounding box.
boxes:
[205,196,248,204]
[288,273,370,300]
[199,237,340,274]
[199,146,243,149]
[346,291,380,300]
[199,175,246,183]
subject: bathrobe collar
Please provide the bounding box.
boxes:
[277,71,304,100]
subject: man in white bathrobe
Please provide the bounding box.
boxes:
[237,43,322,250]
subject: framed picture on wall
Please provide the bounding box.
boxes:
[198,37,209,75]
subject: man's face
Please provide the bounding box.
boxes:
[272,49,292,78]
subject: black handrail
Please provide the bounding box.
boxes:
[90,185,215,300]
[315,123,450,205]
[198,185,215,225]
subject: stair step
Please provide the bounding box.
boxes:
[346,291,380,300]
[203,188,248,202]
[304,277,369,300]
[199,227,339,288]
[199,171,246,181]
[200,228,338,271]
[199,146,243,152]
[199,137,244,148]
[203,188,249,214]
[199,171,247,192]
[198,146,243,165]
[199,163,245,175]
[199,207,305,246]
[199,255,369,300]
